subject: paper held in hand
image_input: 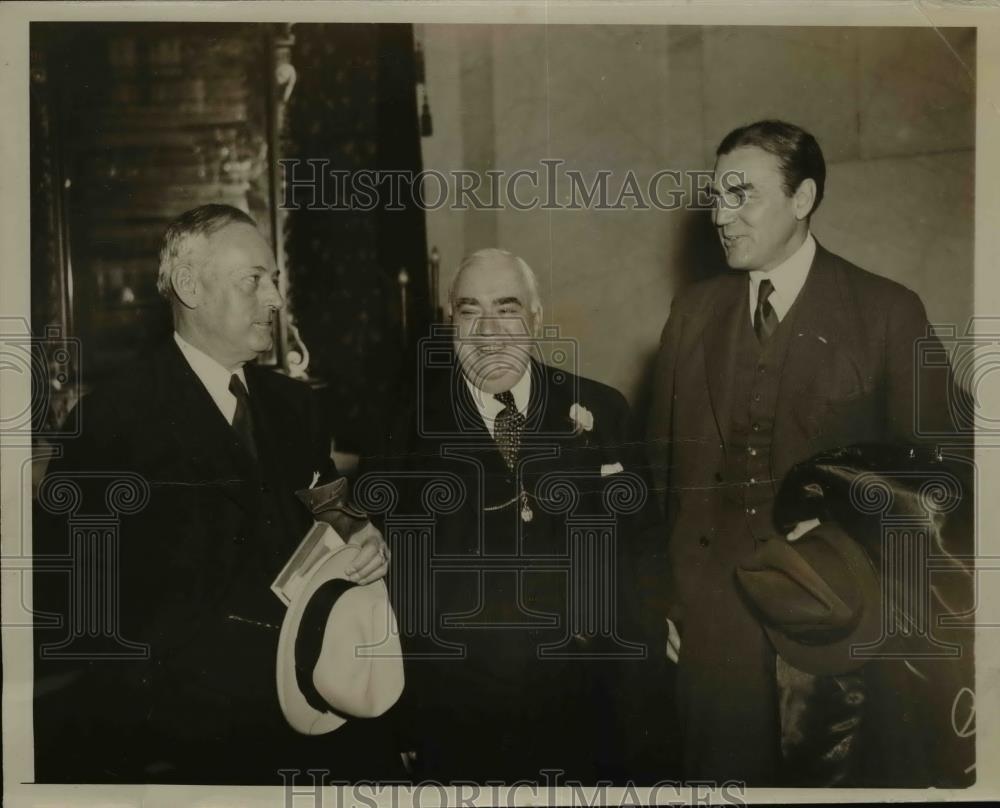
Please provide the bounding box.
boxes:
[270,476,371,606]
[270,522,347,607]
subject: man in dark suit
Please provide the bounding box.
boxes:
[645,121,955,783]
[33,204,394,784]
[366,248,670,784]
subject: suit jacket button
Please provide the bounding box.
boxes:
[698,536,710,547]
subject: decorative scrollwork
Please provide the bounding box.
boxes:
[420,475,466,516]
[284,320,311,380]
[104,473,150,515]
[353,475,400,515]
[850,474,894,515]
[919,472,964,516]
[36,475,82,516]
[37,472,152,517]
[602,472,647,515]
[535,475,581,516]
[275,60,297,104]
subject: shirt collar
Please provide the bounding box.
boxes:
[463,364,532,437]
[174,332,247,423]
[748,232,816,323]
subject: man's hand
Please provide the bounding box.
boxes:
[667,618,681,664]
[344,522,391,584]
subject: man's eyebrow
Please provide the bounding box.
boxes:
[493,296,524,307]
[720,180,754,194]
[453,297,481,307]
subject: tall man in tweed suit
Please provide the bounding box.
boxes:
[646,120,953,783]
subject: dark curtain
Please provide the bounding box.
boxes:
[285,23,428,455]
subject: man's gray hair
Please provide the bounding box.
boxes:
[448,248,542,318]
[156,204,257,299]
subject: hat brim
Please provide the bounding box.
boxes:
[276,544,404,735]
[759,523,883,676]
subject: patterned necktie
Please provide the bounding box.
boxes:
[228,374,258,461]
[493,390,524,470]
[754,278,780,342]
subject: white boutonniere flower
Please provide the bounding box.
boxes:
[569,403,594,434]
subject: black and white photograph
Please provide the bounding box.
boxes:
[1,2,996,805]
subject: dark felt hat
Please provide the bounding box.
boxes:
[736,521,881,675]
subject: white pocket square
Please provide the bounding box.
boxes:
[600,462,624,477]
[787,518,821,542]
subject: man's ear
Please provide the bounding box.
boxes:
[171,264,199,310]
[792,179,817,221]
[530,306,544,338]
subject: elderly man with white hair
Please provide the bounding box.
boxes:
[367,247,672,784]
[34,204,396,784]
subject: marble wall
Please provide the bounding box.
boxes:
[420,24,975,404]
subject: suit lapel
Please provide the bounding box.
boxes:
[437,360,572,490]
[245,367,290,478]
[701,273,749,455]
[523,361,590,489]
[420,364,511,482]
[423,359,577,484]
[159,341,260,515]
[772,243,866,434]
[246,367,322,551]
[526,359,572,437]
[456,369,495,442]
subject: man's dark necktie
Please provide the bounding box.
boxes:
[493,390,525,470]
[228,374,258,461]
[754,278,780,342]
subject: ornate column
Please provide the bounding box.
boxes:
[30,39,79,434]
[35,472,151,659]
[355,470,467,659]
[849,467,966,661]
[269,23,312,379]
[534,470,649,659]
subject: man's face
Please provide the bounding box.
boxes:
[190,222,283,369]
[711,145,806,272]
[451,258,539,395]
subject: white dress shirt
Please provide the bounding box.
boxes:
[748,232,816,325]
[464,366,531,439]
[174,332,247,425]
